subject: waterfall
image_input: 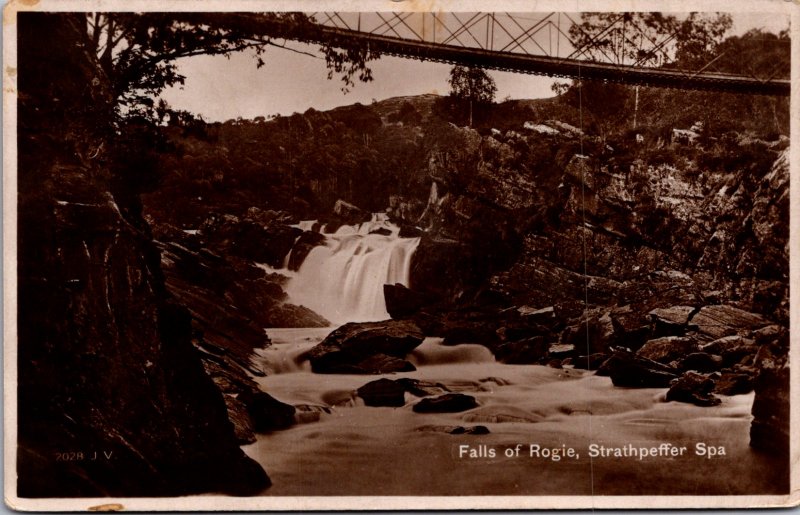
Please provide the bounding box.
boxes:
[286,214,420,324]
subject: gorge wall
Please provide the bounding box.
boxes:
[16,13,269,497]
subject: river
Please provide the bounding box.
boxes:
[241,217,785,496]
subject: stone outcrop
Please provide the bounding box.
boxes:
[157,235,328,336]
[199,212,302,269]
[17,14,268,497]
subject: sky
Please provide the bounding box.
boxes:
[158,12,790,122]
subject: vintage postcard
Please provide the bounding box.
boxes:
[3,0,799,510]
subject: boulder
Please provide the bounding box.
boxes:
[666,372,721,406]
[293,404,330,424]
[548,343,574,360]
[699,335,758,366]
[688,305,769,340]
[713,373,754,396]
[395,378,450,397]
[357,379,407,407]
[384,283,437,319]
[636,336,699,364]
[496,320,550,342]
[398,224,424,238]
[306,320,425,373]
[238,390,296,432]
[598,350,680,388]
[560,311,616,355]
[609,305,652,350]
[333,199,369,225]
[677,352,723,373]
[494,336,548,364]
[752,324,786,346]
[517,305,557,327]
[326,354,417,375]
[413,393,479,413]
[649,306,696,336]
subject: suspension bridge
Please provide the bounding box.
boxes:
[268,12,790,96]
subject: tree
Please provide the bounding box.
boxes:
[568,12,732,67]
[84,13,380,124]
[565,12,732,131]
[447,65,497,127]
[76,12,381,201]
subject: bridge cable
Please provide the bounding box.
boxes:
[577,43,597,510]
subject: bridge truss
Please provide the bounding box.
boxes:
[297,12,789,96]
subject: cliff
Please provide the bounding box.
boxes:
[16,13,269,497]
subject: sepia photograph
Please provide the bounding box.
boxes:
[3,0,797,510]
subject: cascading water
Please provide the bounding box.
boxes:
[286,214,420,324]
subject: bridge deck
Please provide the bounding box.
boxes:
[304,25,789,96]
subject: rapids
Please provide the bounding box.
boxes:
[245,332,783,496]
[240,214,783,497]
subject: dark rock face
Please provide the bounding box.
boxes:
[16,14,268,497]
[573,353,610,371]
[666,372,721,406]
[750,330,789,454]
[677,352,723,373]
[384,283,437,319]
[238,391,296,432]
[287,230,326,271]
[491,254,620,308]
[305,320,425,373]
[494,337,548,364]
[158,238,328,335]
[200,213,302,269]
[410,236,490,301]
[412,394,479,413]
[599,351,680,388]
[713,373,754,396]
[750,364,790,454]
[223,396,257,444]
